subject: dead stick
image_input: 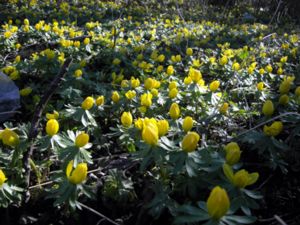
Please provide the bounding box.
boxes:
[22,58,72,201]
[78,202,121,225]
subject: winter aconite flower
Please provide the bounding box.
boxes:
[141,93,153,107]
[182,116,193,132]
[263,121,283,137]
[0,169,7,187]
[121,112,133,127]
[279,94,289,105]
[262,100,274,116]
[142,120,159,146]
[66,160,88,185]
[209,80,220,92]
[96,96,105,106]
[169,103,180,119]
[81,97,94,110]
[219,103,229,115]
[157,120,169,137]
[224,142,241,165]
[186,48,193,56]
[112,91,120,103]
[0,128,19,147]
[75,132,90,148]
[46,119,59,136]
[46,110,59,120]
[182,132,200,152]
[223,164,259,189]
[206,186,230,220]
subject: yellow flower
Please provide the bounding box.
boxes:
[142,121,159,146]
[96,96,105,106]
[182,132,200,152]
[295,86,300,97]
[134,118,144,130]
[182,116,193,132]
[141,93,153,107]
[169,88,178,99]
[262,100,274,116]
[46,119,59,136]
[279,94,289,105]
[219,55,228,66]
[166,65,174,75]
[279,80,291,94]
[81,96,94,110]
[219,103,229,115]
[144,78,155,90]
[232,62,240,71]
[121,112,133,127]
[74,69,83,78]
[75,132,89,148]
[111,91,120,103]
[46,110,59,120]
[223,164,259,189]
[168,81,177,90]
[280,56,288,63]
[83,37,90,45]
[184,76,192,85]
[0,128,19,147]
[112,58,121,65]
[20,87,32,96]
[169,103,180,119]
[157,54,165,62]
[259,68,265,75]
[186,48,193,56]
[125,90,136,100]
[188,68,202,82]
[157,120,169,137]
[277,67,283,75]
[263,121,283,137]
[0,169,7,186]
[257,82,264,91]
[207,186,230,220]
[66,160,88,184]
[209,80,220,92]
[131,77,140,88]
[265,64,273,73]
[151,88,159,97]
[224,142,241,165]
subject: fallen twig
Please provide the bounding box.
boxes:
[22,58,72,202]
[78,202,121,225]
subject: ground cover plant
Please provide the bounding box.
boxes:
[0,0,300,224]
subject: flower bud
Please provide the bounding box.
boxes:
[263,121,283,137]
[279,94,289,105]
[169,88,178,99]
[186,48,193,56]
[262,100,274,116]
[81,96,94,110]
[111,91,120,103]
[96,95,105,106]
[46,119,59,136]
[279,80,291,94]
[121,112,133,127]
[166,65,174,75]
[157,120,169,137]
[206,186,230,220]
[182,116,193,132]
[219,102,229,115]
[0,128,19,147]
[182,132,200,152]
[257,82,264,91]
[295,86,300,97]
[209,80,220,92]
[169,103,180,119]
[66,160,88,184]
[75,132,89,148]
[142,122,159,146]
[141,93,153,107]
[224,142,241,165]
[0,169,7,186]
